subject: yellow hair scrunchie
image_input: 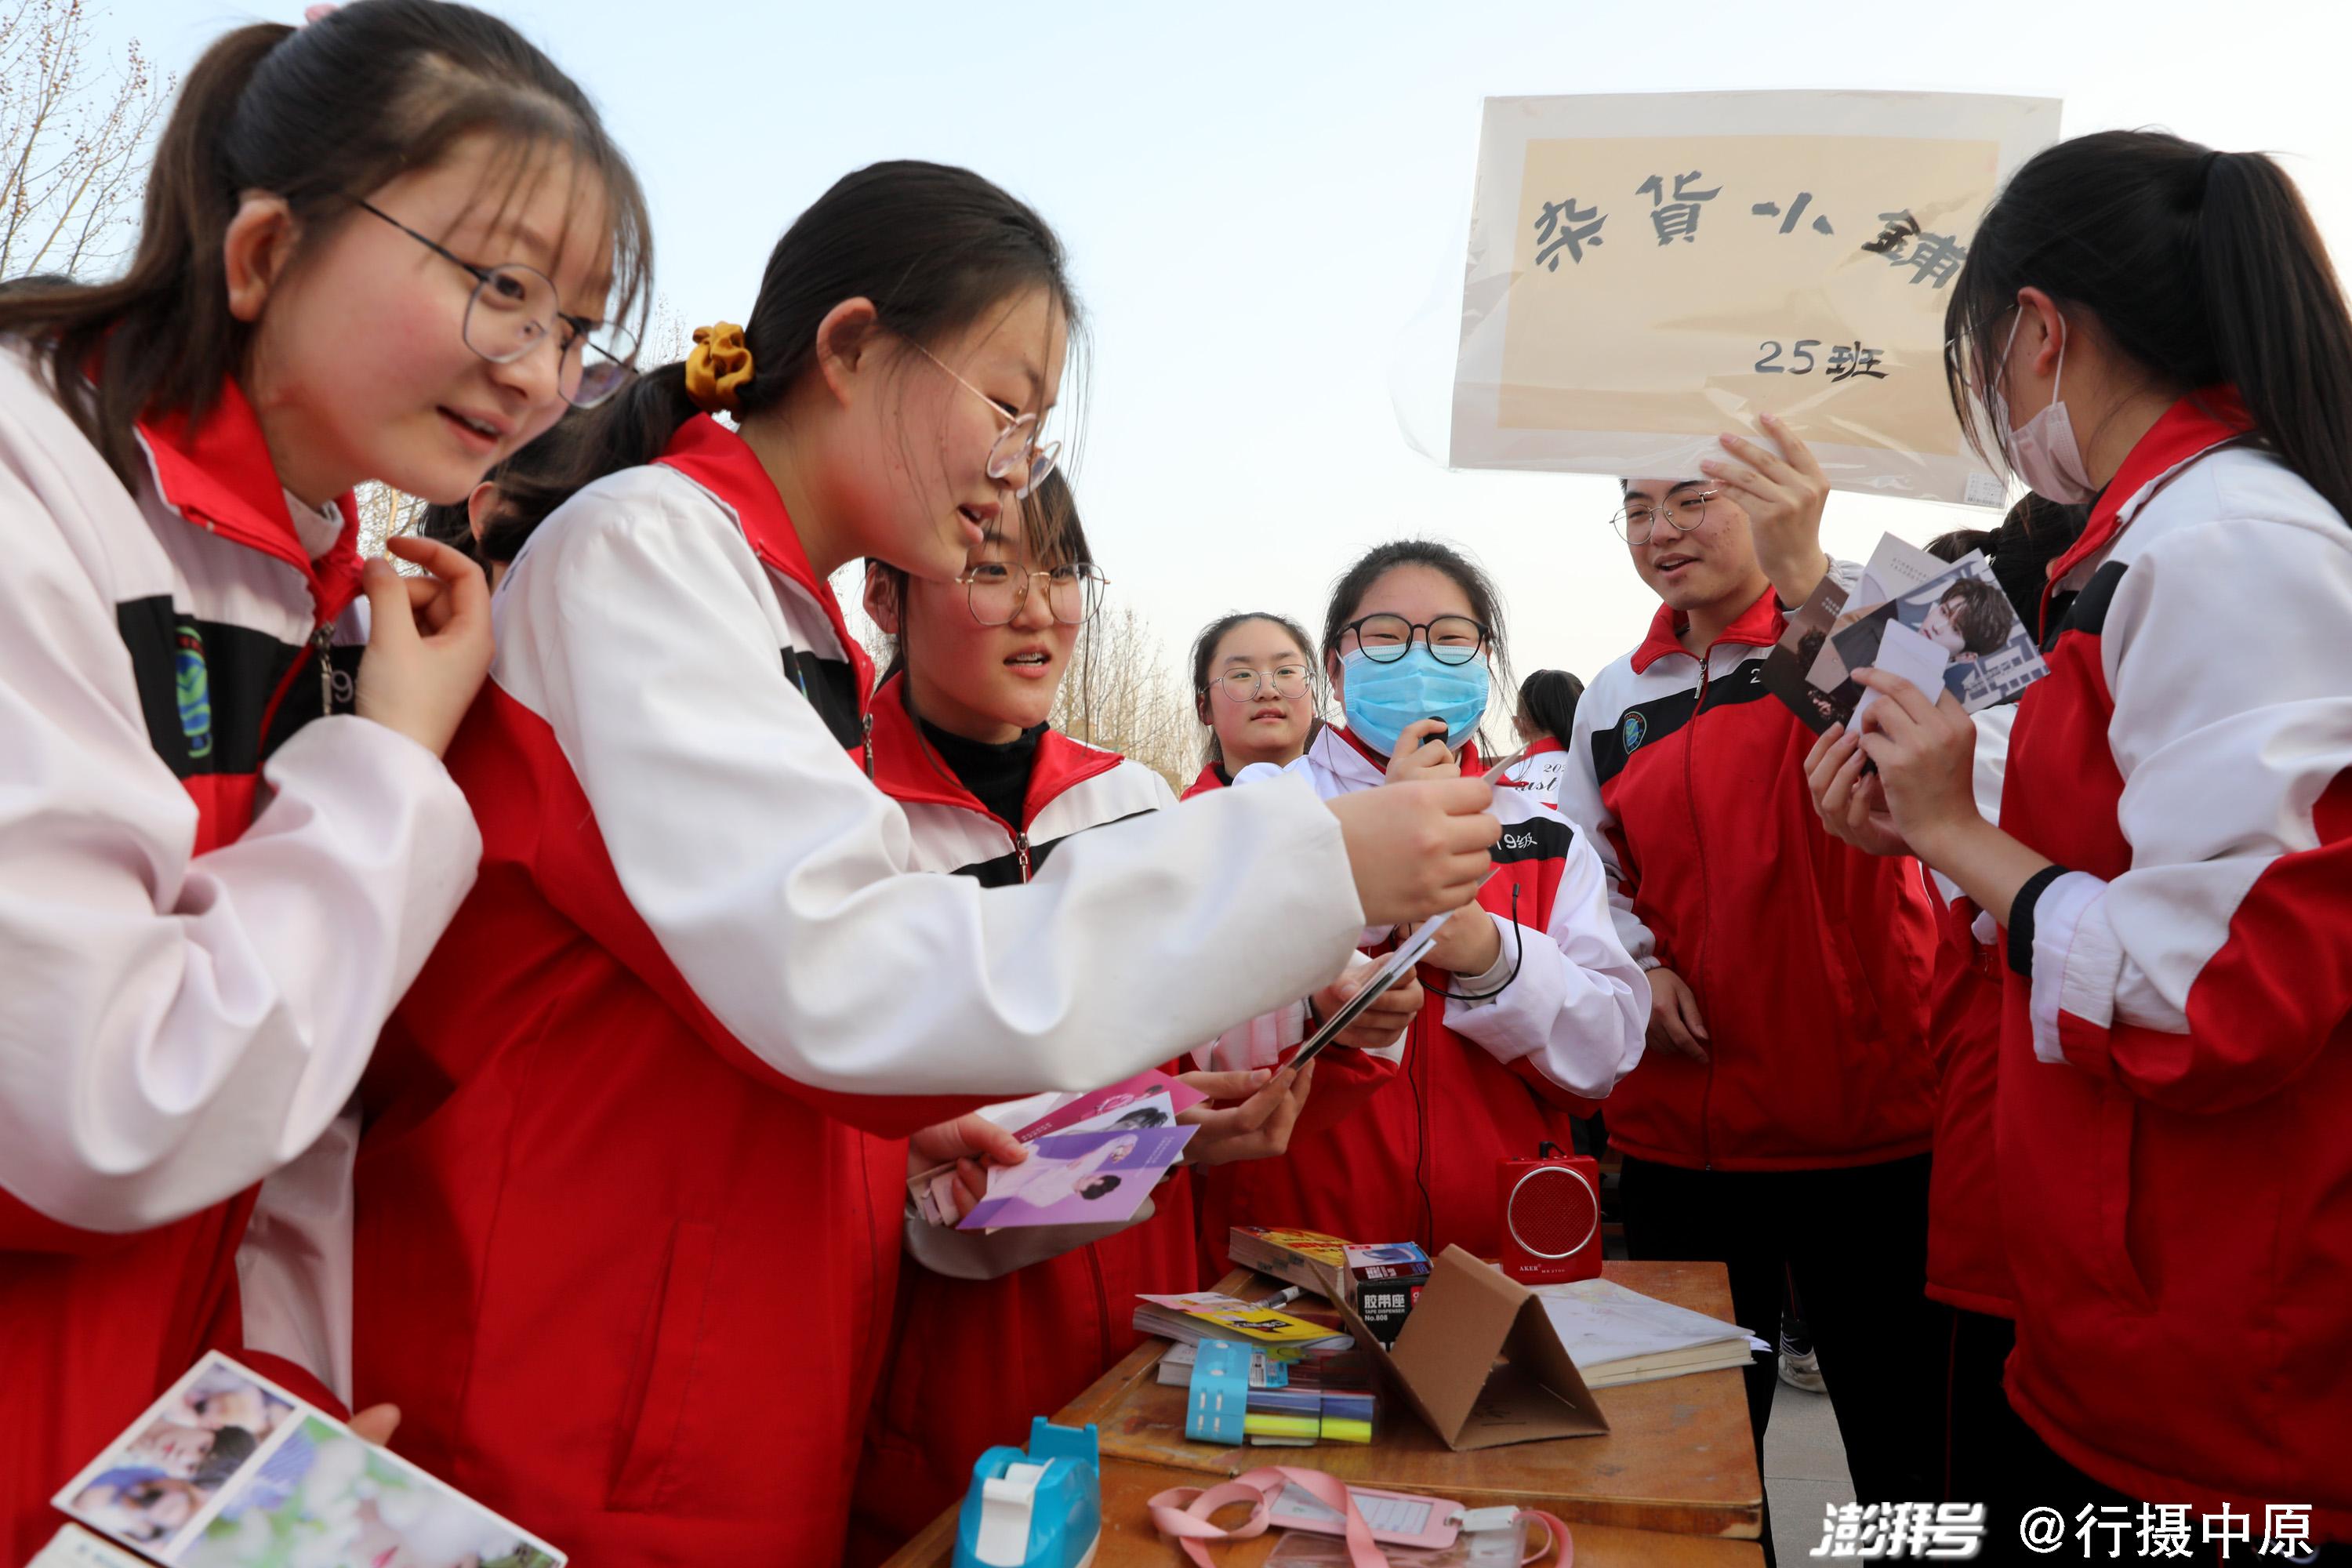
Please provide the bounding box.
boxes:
[683,321,754,413]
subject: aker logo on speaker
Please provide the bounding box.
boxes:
[1497,1152,1603,1285]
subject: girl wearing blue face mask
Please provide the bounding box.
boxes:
[1192,539,1650,1272]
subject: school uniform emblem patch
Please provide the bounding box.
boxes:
[175,626,213,760]
[1621,710,1646,753]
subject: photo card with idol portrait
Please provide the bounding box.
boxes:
[49,1352,564,1568]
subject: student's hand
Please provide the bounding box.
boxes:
[347,1405,401,1446]
[1646,967,1711,1063]
[1851,670,1983,866]
[1311,961,1424,1050]
[1330,776,1498,925]
[1408,901,1504,976]
[1385,718,1459,783]
[1805,724,1911,858]
[909,1112,1031,1222]
[357,535,494,757]
[1702,412,1832,608]
[1175,1065,1312,1166]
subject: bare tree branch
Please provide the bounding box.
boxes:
[1054,604,1196,793]
[1,0,169,280]
[355,482,427,560]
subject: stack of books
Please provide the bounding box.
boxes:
[1532,1276,1759,1388]
[1131,1292,1348,1351]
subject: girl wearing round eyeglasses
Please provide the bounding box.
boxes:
[848,473,1330,1556]
[349,162,1498,1562]
[1182,612,1323,795]
[0,5,649,1552]
[1193,539,1650,1276]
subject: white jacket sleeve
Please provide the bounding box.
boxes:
[2018,511,2352,1111]
[0,483,480,1239]
[1558,695,1657,969]
[903,1194,1160,1282]
[503,481,1366,1103]
[236,1110,360,1403]
[1188,760,1399,1072]
[1443,829,1650,1097]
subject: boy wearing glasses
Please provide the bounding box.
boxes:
[1553,417,1945,1515]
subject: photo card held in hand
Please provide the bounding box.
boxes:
[49,1352,564,1567]
[1766,539,2047,734]
[1014,1068,1208,1141]
[957,1125,1196,1231]
[1808,554,2045,717]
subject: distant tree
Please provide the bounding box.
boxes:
[1054,603,1195,792]
[0,0,165,279]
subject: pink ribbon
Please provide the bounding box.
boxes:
[1519,1511,1573,1566]
[1148,1467,1385,1568]
[1145,1467,1573,1567]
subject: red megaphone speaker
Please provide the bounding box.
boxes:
[1497,1142,1602,1285]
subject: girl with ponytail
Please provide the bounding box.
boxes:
[1808,131,2352,1537]
[1499,668,1584,814]
[0,2,648,1555]
[350,160,1498,1560]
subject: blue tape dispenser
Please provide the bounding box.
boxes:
[953,1417,1102,1568]
[1185,1338,1254,1445]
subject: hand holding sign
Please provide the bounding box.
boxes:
[1701,412,1832,607]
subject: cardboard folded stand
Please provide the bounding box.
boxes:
[1335,1244,1608,1450]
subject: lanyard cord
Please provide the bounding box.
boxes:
[1425,881,1526,1003]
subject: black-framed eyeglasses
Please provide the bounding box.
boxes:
[354,198,638,408]
[1609,489,1717,546]
[1341,613,1489,666]
[1214,663,1312,702]
[955,561,1108,626]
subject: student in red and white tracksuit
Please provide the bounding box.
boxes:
[1182,611,1323,797]
[351,162,1500,1567]
[1556,421,1945,1506]
[846,481,1319,1559]
[1820,132,2352,1544]
[1197,541,1648,1274]
[1904,500,2083,1512]
[1178,610,1424,1282]
[1497,670,1584,814]
[0,12,637,1555]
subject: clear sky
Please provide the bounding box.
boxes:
[93,0,2352,684]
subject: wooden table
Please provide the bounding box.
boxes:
[882,1260,1762,1567]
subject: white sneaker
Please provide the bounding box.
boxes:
[1777,1343,1826,1394]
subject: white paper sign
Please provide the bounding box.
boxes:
[1451,91,2062,504]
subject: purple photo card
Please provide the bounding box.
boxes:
[959,1126,1196,1230]
[1012,1069,1207,1142]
